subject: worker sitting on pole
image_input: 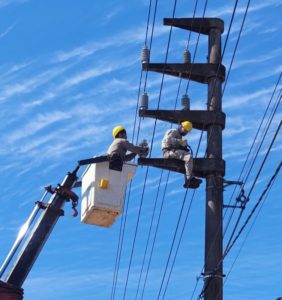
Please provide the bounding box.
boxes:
[161,121,202,188]
[107,126,149,170]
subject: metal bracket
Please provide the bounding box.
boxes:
[139,109,225,130]
[223,186,248,209]
[223,180,243,188]
[34,200,65,216]
[201,271,226,279]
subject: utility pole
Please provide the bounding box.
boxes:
[138,18,225,300]
[204,24,224,300]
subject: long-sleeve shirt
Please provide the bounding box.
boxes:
[107,138,145,161]
[161,129,187,151]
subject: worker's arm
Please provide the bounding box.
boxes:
[124,153,137,161]
[162,129,184,149]
[124,140,148,156]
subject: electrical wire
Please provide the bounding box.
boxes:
[111,184,132,299]
[224,120,281,257]
[133,0,201,294]
[222,0,251,95]
[222,77,282,247]
[224,91,281,256]
[134,170,164,300]
[111,0,155,297]
[140,171,171,300]
[223,162,281,283]
[200,120,281,300]
[120,0,179,296]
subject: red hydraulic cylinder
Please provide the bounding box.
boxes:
[0,281,23,300]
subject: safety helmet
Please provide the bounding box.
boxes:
[112,125,126,138]
[181,121,193,132]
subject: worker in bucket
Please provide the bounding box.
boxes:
[108,126,149,163]
[161,121,202,189]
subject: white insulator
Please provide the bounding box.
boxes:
[141,46,150,64]
[139,92,149,110]
[181,94,190,110]
[183,49,191,64]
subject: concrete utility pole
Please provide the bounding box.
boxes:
[138,18,225,300]
[204,24,224,300]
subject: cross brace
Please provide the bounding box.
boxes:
[142,63,225,84]
[138,157,225,178]
[139,109,225,130]
[163,17,224,35]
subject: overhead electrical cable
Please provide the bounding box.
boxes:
[134,0,201,293]
[111,184,133,299]
[224,120,281,257]
[141,1,210,296]
[202,120,282,300]
[133,170,164,300]
[191,0,255,297]
[185,0,209,94]
[196,81,281,300]
[222,75,281,240]
[121,0,180,297]
[161,131,205,300]
[140,171,171,300]
[212,160,281,300]
[223,91,281,256]
[111,0,156,297]
[223,162,281,283]
[222,0,251,95]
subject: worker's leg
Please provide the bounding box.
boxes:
[177,150,193,179]
[163,150,193,179]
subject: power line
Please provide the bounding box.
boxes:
[222,0,251,95]
[111,0,156,297]
[222,75,281,244]
[223,162,281,284]
[121,0,180,296]
[199,119,281,299]
[224,120,281,257]
[140,171,171,300]
[224,92,281,256]
[134,170,164,300]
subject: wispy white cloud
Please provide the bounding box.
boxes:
[223,84,281,109]
[232,48,282,70]
[102,6,122,25]
[208,0,282,17]
[0,66,69,102]
[7,111,71,143]
[60,66,113,89]
[0,0,27,9]
[53,24,168,63]
[0,23,16,39]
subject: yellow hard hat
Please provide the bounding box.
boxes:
[181,121,192,132]
[112,125,125,138]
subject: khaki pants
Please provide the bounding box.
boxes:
[163,150,193,179]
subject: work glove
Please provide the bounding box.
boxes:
[180,139,188,147]
[139,147,149,158]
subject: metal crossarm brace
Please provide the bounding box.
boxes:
[138,158,225,178]
[139,109,225,130]
[142,63,225,84]
[163,18,224,35]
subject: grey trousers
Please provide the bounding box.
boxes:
[163,150,193,179]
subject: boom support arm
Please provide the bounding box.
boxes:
[5,168,78,287]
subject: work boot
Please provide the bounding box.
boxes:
[183,177,202,189]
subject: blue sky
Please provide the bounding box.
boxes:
[0,0,281,299]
